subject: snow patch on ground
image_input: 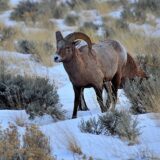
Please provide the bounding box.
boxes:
[10,0,40,6]
[0,10,18,26]
[129,23,160,37]
[51,19,78,36]
[108,8,122,19]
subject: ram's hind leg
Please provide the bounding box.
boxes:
[111,73,121,111]
[103,81,113,110]
[94,87,107,112]
[79,88,89,111]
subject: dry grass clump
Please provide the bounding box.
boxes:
[130,147,160,160]
[14,29,56,66]
[0,23,22,51]
[16,39,54,66]
[95,1,120,15]
[79,22,98,32]
[69,0,97,11]
[10,0,69,26]
[0,0,10,12]
[112,30,145,54]
[102,17,129,38]
[77,27,101,43]
[10,112,28,127]
[10,0,41,24]
[124,54,160,114]
[65,132,82,155]
[134,0,160,17]
[71,0,119,13]
[64,13,79,26]
[1,23,55,66]
[33,41,54,66]
[0,23,56,66]
[40,0,69,19]
[105,22,154,55]
[0,124,20,159]
[14,116,27,127]
[110,28,160,56]
[0,124,54,160]
[67,135,83,155]
[79,110,140,143]
[58,128,83,155]
[51,3,69,19]
[23,125,53,160]
[121,6,146,24]
[120,0,160,24]
[102,15,160,56]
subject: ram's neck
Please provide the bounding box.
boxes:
[63,49,84,85]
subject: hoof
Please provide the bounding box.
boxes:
[83,107,89,111]
[78,108,89,111]
[78,107,83,111]
[72,115,77,119]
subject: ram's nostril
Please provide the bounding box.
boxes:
[54,57,58,61]
[54,55,60,62]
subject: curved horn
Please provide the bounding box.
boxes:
[65,32,92,53]
[56,31,63,43]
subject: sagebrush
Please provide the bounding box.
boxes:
[79,117,104,135]
[0,24,19,50]
[16,39,54,65]
[10,0,69,23]
[0,62,65,120]
[120,0,160,23]
[99,110,140,142]
[10,0,41,23]
[0,0,9,12]
[79,110,140,142]
[65,13,79,26]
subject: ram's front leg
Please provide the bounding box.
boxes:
[72,86,81,119]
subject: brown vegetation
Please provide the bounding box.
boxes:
[0,124,54,160]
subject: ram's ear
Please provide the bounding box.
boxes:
[72,40,81,46]
[56,31,63,43]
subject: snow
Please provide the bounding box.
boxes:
[80,10,103,26]
[128,0,138,3]
[108,8,122,19]
[10,0,22,6]
[0,10,18,26]
[10,0,40,6]
[129,23,160,37]
[51,19,78,36]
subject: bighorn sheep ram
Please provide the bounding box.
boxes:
[54,31,127,118]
